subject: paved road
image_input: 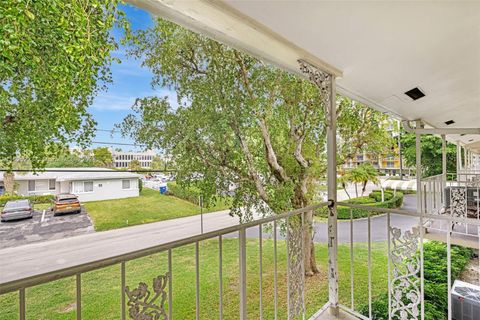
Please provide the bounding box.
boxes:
[236,195,419,243]
[0,207,93,249]
[0,195,418,289]
[0,210,239,287]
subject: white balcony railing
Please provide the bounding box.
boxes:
[335,202,480,320]
[2,183,479,320]
[0,203,331,320]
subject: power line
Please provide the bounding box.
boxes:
[90,141,146,147]
[95,128,122,133]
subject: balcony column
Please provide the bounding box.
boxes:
[415,120,425,318]
[298,60,338,315]
[442,134,447,196]
[456,141,462,179]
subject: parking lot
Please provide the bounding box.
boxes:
[0,206,94,249]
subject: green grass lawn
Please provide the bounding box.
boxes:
[85,188,230,231]
[0,239,388,319]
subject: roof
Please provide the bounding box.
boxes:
[130,1,480,147]
[0,168,141,182]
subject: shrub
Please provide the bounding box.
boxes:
[359,242,474,320]
[0,194,54,207]
[369,190,394,202]
[337,192,404,219]
[166,182,200,205]
[138,179,143,192]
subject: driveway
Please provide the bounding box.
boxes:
[0,207,94,249]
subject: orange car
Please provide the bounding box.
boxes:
[53,194,81,216]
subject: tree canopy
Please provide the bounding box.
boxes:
[150,156,165,170]
[128,159,141,172]
[92,147,113,167]
[401,133,457,178]
[120,19,393,275]
[0,0,126,170]
[121,19,392,215]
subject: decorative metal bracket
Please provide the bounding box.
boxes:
[125,272,170,320]
[389,227,421,319]
[298,59,333,127]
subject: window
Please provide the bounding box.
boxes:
[84,181,93,192]
[49,179,55,190]
[72,181,94,193]
[122,179,131,190]
[28,180,35,192]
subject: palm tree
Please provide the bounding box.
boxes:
[338,172,352,199]
[348,167,365,198]
[358,163,380,196]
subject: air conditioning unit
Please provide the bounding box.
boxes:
[452,280,480,320]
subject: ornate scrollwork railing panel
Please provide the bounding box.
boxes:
[389,227,421,320]
[125,272,170,320]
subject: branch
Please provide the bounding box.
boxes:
[258,117,289,182]
[230,121,269,203]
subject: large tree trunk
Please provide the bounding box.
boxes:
[3,171,15,195]
[293,189,320,276]
[303,210,320,276]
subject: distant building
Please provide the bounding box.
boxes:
[110,150,158,169]
[0,168,141,202]
[342,120,414,176]
[343,151,412,176]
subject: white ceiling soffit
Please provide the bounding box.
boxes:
[128,1,480,135]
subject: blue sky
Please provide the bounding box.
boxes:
[88,4,175,151]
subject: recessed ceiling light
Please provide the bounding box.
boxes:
[445,120,455,125]
[404,87,426,100]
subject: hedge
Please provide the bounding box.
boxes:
[166,182,200,205]
[359,241,474,320]
[0,194,54,207]
[317,191,403,219]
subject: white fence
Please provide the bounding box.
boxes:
[0,203,329,320]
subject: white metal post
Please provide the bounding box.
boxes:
[457,142,462,180]
[442,135,447,204]
[327,76,338,316]
[297,59,338,315]
[415,120,424,320]
[239,228,247,320]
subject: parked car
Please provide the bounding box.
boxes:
[1,200,34,222]
[53,194,81,216]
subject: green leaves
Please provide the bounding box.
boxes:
[120,18,396,217]
[401,133,457,178]
[0,0,126,169]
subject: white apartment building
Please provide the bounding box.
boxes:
[110,149,158,169]
[0,168,140,202]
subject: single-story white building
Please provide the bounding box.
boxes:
[0,168,141,202]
